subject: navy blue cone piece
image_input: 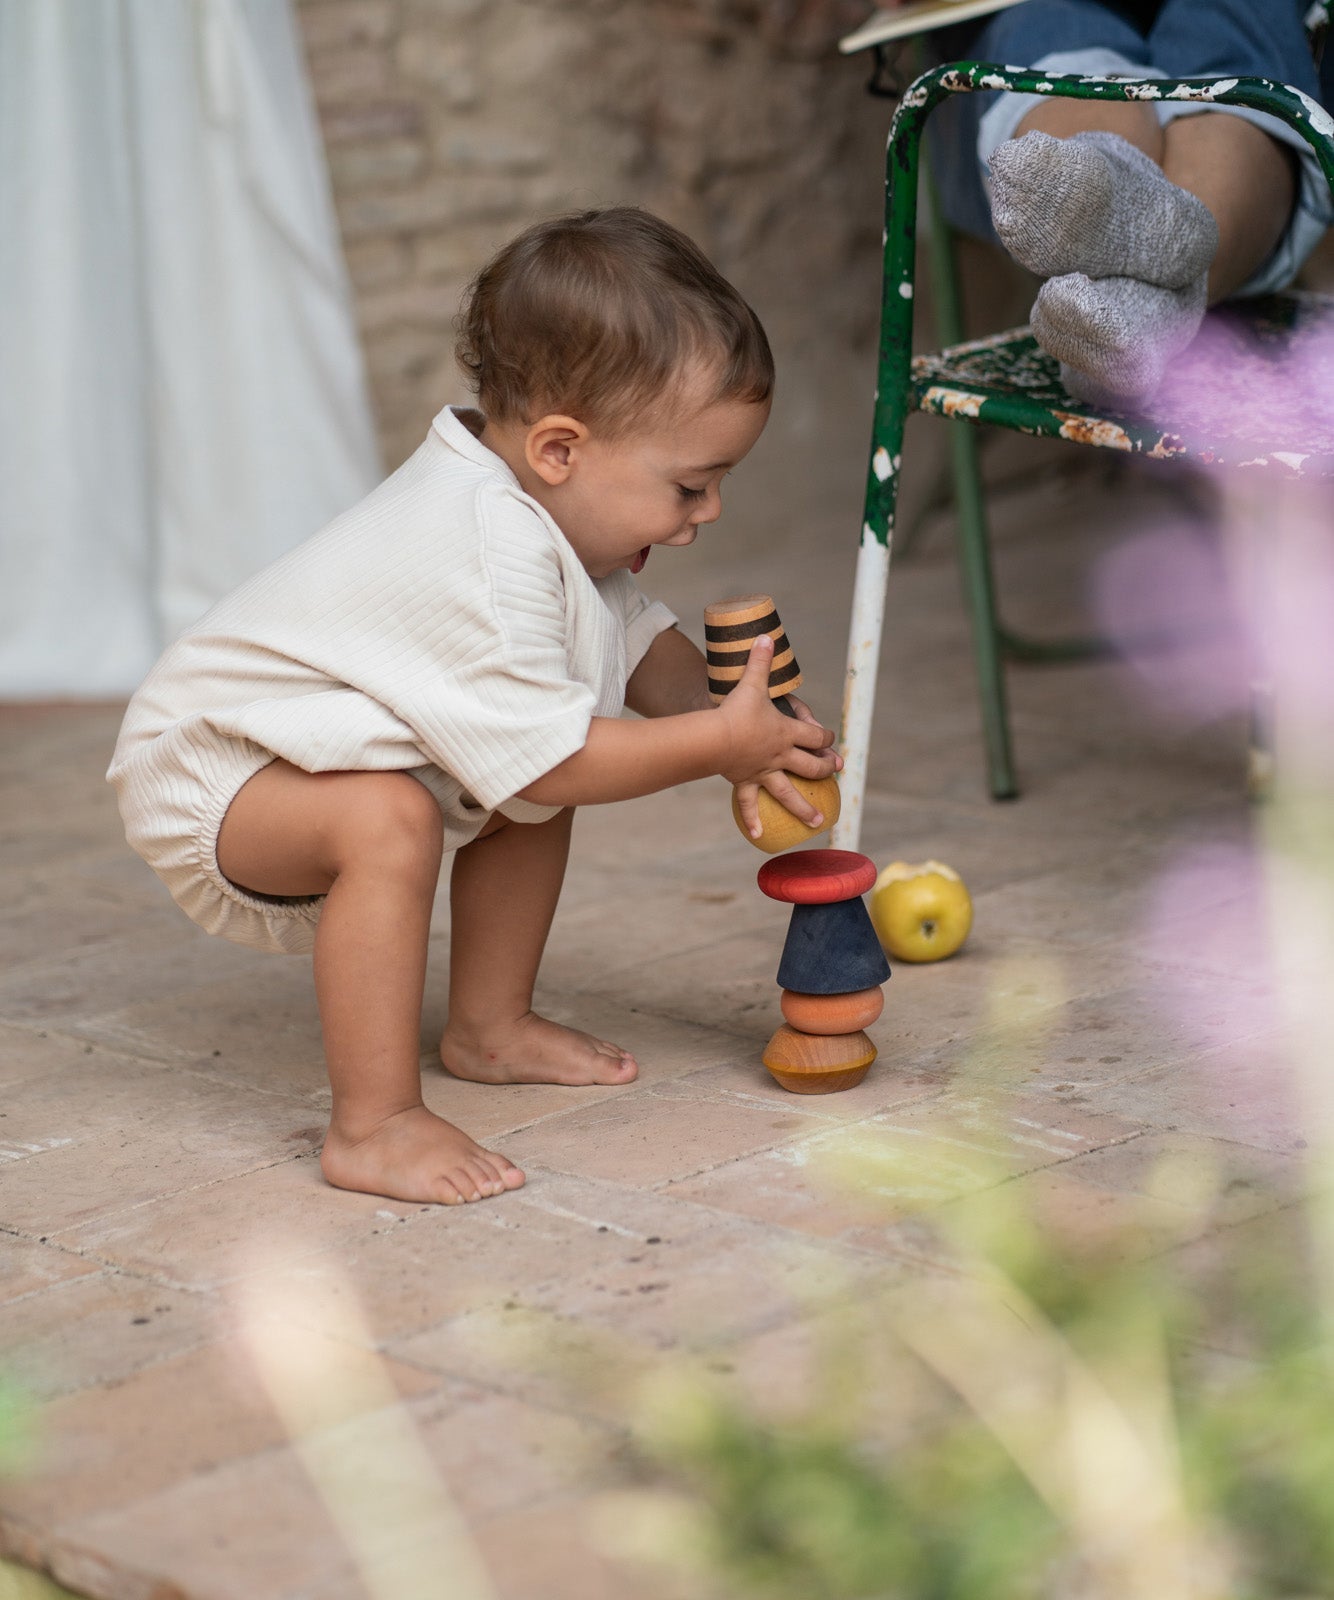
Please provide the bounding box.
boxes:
[776,896,890,995]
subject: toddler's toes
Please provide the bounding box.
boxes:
[475,1151,524,1195]
[430,1173,469,1206]
[596,1039,639,1079]
[613,1053,638,1082]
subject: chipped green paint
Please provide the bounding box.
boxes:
[861,64,1334,544]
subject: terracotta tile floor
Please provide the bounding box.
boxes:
[0,444,1316,1598]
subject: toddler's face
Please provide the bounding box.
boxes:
[556,388,769,581]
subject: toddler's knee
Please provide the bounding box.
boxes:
[337,772,443,874]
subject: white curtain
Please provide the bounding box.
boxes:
[0,0,381,698]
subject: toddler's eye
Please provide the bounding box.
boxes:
[676,484,707,501]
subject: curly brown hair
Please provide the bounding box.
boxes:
[455,207,773,437]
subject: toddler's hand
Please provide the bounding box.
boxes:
[717,636,842,793]
[732,768,836,838]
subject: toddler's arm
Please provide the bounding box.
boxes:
[624,624,839,834]
[624,625,714,718]
[518,636,838,815]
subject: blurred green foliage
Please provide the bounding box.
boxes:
[623,1168,1334,1600]
[0,1381,79,1598]
[0,1380,30,1478]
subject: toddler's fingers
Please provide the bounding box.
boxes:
[734,780,764,840]
[782,744,842,781]
[762,771,825,828]
[739,634,776,690]
[791,714,836,750]
[785,694,821,726]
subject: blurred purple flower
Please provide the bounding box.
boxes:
[1141,840,1284,1055]
[1091,521,1252,725]
[1153,301,1334,466]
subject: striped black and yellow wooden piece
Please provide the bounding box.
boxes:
[703,594,803,705]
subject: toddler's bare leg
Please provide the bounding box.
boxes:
[440,807,638,1086]
[216,760,524,1204]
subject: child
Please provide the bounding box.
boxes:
[108,207,842,1208]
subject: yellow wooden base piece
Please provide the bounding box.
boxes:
[768,1062,872,1094]
[762,1023,876,1094]
[732,773,841,854]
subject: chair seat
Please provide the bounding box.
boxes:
[910,289,1334,477]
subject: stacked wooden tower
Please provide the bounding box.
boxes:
[704,593,888,1092]
[757,849,890,1093]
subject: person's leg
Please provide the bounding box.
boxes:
[1003,108,1296,299]
[1150,0,1315,299]
[993,115,1217,285]
[1162,113,1297,301]
[974,0,1324,403]
[983,0,1314,277]
[927,0,1154,246]
[1016,98,1162,159]
[217,759,525,1205]
[1010,110,1298,404]
[440,807,638,1086]
[988,108,1218,403]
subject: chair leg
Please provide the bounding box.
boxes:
[922,167,1018,799]
[834,529,893,853]
[949,418,1019,800]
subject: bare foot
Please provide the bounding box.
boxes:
[321,1104,525,1205]
[439,1010,638,1086]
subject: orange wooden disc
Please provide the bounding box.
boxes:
[780,987,884,1035]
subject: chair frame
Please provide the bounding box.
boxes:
[830,62,1334,851]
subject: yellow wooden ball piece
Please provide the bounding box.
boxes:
[732,773,842,854]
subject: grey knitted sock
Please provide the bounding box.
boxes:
[1031,270,1208,408]
[989,130,1218,288]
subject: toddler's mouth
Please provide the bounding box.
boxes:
[631,546,650,574]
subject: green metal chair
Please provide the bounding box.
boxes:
[831,60,1334,851]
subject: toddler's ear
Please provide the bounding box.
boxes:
[525,415,588,486]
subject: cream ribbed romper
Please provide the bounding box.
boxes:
[107,407,677,956]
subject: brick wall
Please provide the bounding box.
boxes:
[296,0,890,474]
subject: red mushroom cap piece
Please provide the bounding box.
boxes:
[756,848,877,905]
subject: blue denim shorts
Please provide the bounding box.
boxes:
[926,0,1333,295]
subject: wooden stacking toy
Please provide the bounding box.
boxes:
[704,594,841,852]
[704,594,804,706]
[757,849,890,1094]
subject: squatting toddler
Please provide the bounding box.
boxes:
[108,207,840,1206]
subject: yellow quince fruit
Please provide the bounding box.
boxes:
[869,859,972,962]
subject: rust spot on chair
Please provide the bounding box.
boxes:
[1055,413,1134,450]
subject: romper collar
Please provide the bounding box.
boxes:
[431,405,524,491]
